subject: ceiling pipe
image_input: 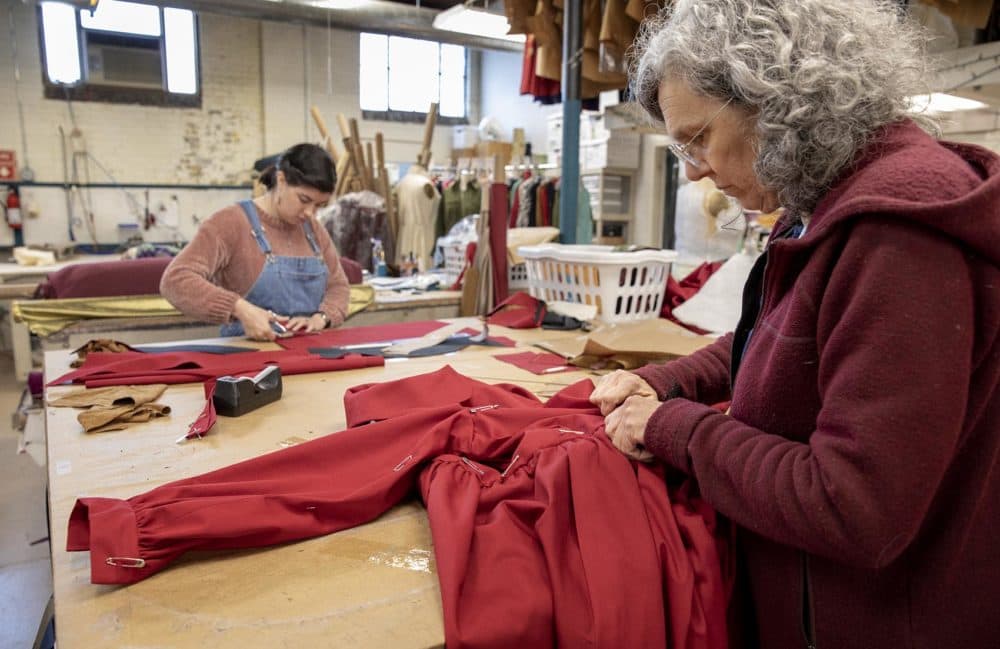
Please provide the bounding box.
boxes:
[59,0,522,52]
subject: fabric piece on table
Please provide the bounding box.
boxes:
[133,344,257,355]
[486,292,545,329]
[70,339,137,367]
[49,384,168,409]
[184,380,218,440]
[274,320,448,351]
[13,295,182,337]
[48,349,384,388]
[67,366,729,649]
[80,402,172,433]
[494,351,575,374]
[311,335,511,359]
[456,327,516,347]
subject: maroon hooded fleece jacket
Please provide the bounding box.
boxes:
[635,120,1000,649]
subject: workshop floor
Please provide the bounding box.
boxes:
[0,352,53,649]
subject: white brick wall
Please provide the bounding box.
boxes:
[0,1,472,246]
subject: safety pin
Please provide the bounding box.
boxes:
[393,454,413,472]
[106,556,146,568]
[469,404,500,413]
[500,454,520,478]
[461,457,485,475]
[558,428,586,435]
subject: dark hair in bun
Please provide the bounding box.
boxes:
[258,143,336,193]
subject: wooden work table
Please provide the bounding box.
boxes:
[44,318,596,648]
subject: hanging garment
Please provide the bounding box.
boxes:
[488,182,510,304]
[322,190,394,274]
[68,366,730,649]
[47,349,384,388]
[395,167,442,271]
[219,201,328,337]
[435,178,482,240]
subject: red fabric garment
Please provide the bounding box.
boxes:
[48,349,383,388]
[660,261,724,334]
[488,182,509,305]
[68,366,730,649]
[634,121,1000,648]
[34,257,172,299]
[485,292,545,328]
[274,320,447,351]
[494,351,573,374]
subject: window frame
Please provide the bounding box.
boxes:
[37,2,202,108]
[359,32,469,126]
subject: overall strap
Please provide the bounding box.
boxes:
[237,200,272,256]
[301,219,322,257]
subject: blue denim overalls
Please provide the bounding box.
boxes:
[220,200,328,337]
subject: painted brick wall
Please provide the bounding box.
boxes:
[0,2,472,246]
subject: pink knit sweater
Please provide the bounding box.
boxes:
[160,203,349,325]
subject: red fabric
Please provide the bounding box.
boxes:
[660,261,724,335]
[67,366,729,649]
[485,292,545,329]
[186,380,218,439]
[635,121,1000,648]
[451,241,476,290]
[274,320,448,351]
[519,35,560,101]
[456,328,516,347]
[495,351,573,374]
[339,257,364,284]
[34,257,172,299]
[47,349,384,388]
[488,183,509,304]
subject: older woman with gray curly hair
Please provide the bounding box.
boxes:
[590,1,1000,647]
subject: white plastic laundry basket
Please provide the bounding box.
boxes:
[442,240,530,290]
[518,244,677,323]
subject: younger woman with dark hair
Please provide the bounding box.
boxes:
[161,143,350,341]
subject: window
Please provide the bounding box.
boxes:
[38,0,200,107]
[359,33,467,124]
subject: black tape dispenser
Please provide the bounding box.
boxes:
[213,365,283,417]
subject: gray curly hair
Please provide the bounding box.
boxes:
[632,0,939,218]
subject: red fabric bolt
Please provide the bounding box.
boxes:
[67,366,730,648]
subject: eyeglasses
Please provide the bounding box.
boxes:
[667,97,734,167]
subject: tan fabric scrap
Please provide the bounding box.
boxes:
[80,402,172,433]
[50,384,168,409]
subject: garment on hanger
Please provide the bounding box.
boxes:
[435,176,482,240]
[322,190,394,274]
[68,366,730,649]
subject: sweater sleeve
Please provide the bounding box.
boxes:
[159,209,243,323]
[642,220,976,569]
[313,219,350,326]
[633,332,734,403]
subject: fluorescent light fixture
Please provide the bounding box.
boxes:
[909,92,990,113]
[80,0,162,36]
[433,4,526,43]
[41,2,82,84]
[164,8,198,94]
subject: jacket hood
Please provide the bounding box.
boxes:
[801,120,1000,267]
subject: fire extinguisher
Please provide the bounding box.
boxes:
[5,187,23,230]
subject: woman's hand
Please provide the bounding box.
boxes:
[604,394,660,462]
[283,313,327,333]
[590,370,657,415]
[233,298,280,341]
